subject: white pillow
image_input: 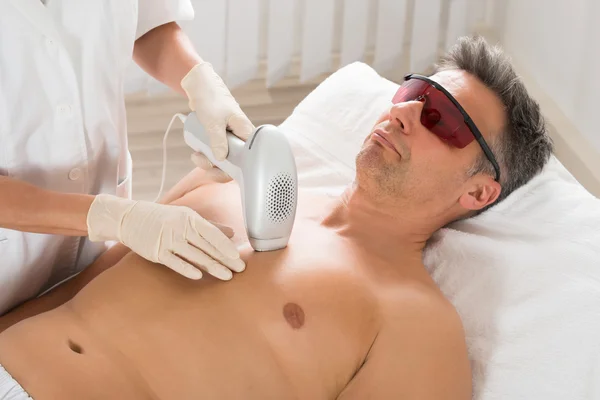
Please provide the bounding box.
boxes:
[278,62,600,400]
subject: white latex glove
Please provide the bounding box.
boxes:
[86,194,245,280]
[181,62,255,162]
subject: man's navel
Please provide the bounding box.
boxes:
[283,302,305,329]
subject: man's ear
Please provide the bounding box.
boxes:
[458,177,501,211]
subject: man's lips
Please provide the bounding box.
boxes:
[372,128,401,156]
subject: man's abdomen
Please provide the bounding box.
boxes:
[0,308,161,399]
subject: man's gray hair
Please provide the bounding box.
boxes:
[434,35,554,214]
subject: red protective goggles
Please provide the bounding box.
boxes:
[392,74,500,182]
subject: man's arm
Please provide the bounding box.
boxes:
[133,22,201,96]
[337,292,472,400]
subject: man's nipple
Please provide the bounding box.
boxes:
[283,302,305,329]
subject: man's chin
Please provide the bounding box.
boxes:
[355,144,380,168]
[357,146,403,179]
[357,141,400,166]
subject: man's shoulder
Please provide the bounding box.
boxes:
[381,276,462,326]
[337,279,472,399]
[378,277,470,373]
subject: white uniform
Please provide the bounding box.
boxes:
[0,0,194,315]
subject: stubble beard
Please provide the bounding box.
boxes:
[355,142,408,199]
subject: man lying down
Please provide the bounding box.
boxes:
[0,36,552,400]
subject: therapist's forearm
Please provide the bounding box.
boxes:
[133,22,202,96]
[0,176,93,236]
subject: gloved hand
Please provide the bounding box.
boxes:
[181,62,255,167]
[86,194,245,280]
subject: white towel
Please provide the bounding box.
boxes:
[279,62,600,400]
[425,156,600,400]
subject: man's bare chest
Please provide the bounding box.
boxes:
[167,182,385,361]
[64,213,381,398]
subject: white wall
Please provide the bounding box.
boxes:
[493,0,600,153]
[256,0,384,59]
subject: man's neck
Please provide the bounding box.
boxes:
[319,184,438,264]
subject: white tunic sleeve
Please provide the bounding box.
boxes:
[136,0,195,40]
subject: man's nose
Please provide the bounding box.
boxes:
[388,100,424,135]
